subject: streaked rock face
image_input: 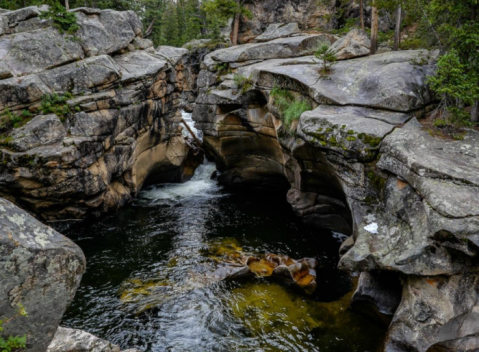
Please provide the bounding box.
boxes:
[0,7,200,220]
[0,198,86,352]
[191,34,479,351]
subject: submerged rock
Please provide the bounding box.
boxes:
[0,198,86,352]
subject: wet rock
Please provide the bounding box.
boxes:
[255,23,301,42]
[352,271,402,318]
[329,29,371,60]
[0,198,86,352]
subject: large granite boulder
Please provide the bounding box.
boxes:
[329,28,371,60]
[0,197,86,352]
[203,34,334,70]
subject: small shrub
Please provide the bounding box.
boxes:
[214,62,229,75]
[270,85,312,131]
[0,304,28,352]
[233,73,254,94]
[40,92,74,121]
[283,100,312,128]
[40,1,79,35]
[1,108,33,130]
[314,45,337,74]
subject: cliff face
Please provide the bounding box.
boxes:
[192,31,479,352]
[238,0,395,44]
[239,0,336,43]
[0,7,200,220]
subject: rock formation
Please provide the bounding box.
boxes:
[191,28,479,351]
[0,3,477,351]
[0,6,201,220]
[47,327,141,352]
[0,198,86,352]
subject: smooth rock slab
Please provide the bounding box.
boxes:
[0,198,86,352]
[255,23,301,42]
[239,50,437,112]
[204,34,333,68]
[1,26,85,76]
[9,114,66,152]
[298,105,408,161]
[156,45,189,66]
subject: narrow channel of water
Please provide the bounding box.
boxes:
[54,113,386,352]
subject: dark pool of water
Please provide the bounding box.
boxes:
[54,163,386,352]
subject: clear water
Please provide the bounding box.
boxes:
[55,161,386,352]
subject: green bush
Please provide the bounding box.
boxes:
[1,109,33,130]
[40,1,79,35]
[214,62,229,75]
[428,49,478,130]
[0,304,28,352]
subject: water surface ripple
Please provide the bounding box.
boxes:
[57,163,385,352]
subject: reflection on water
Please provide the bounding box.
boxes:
[56,162,385,352]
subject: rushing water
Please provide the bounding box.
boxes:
[54,114,386,352]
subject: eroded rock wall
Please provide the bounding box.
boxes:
[192,34,479,352]
[0,7,200,220]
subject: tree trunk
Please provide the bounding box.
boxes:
[472,101,479,123]
[394,4,402,50]
[370,3,379,55]
[65,0,69,10]
[231,0,241,46]
[360,0,364,30]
